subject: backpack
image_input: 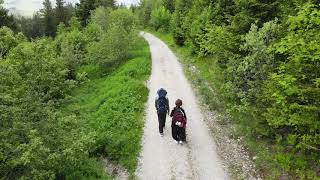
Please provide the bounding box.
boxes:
[173,108,186,127]
[157,96,167,113]
[157,88,167,113]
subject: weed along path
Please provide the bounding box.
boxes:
[136,32,229,180]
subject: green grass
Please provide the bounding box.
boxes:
[63,38,151,176]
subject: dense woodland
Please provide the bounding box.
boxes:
[1,0,319,179]
[1,0,151,179]
[136,0,319,178]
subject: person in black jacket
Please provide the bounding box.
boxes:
[155,88,169,136]
[170,99,187,144]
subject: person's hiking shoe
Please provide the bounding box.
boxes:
[174,140,179,144]
[160,133,164,137]
[179,141,183,144]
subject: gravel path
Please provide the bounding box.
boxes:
[135,32,229,180]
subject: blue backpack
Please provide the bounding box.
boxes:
[157,89,167,113]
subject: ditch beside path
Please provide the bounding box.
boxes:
[135,32,229,180]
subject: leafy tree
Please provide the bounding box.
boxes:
[86,8,137,69]
[263,3,320,152]
[89,6,111,31]
[150,6,171,32]
[0,27,20,58]
[171,0,191,45]
[199,25,237,65]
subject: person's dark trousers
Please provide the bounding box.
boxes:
[177,127,186,141]
[157,112,166,133]
[171,123,179,141]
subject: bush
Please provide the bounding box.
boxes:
[263,4,320,153]
[199,25,237,65]
[86,8,138,72]
[65,38,151,172]
[1,7,145,179]
[150,6,171,32]
[0,38,106,179]
[0,27,24,58]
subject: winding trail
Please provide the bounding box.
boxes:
[135,32,229,180]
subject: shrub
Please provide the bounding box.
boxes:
[263,4,320,152]
[150,6,171,32]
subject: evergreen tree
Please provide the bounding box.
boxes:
[96,0,116,8]
[41,0,56,36]
[162,0,175,13]
[0,0,18,31]
[76,0,96,26]
[19,13,44,39]
[56,0,66,24]
[76,0,116,26]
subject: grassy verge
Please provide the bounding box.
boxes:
[147,30,300,179]
[63,37,151,177]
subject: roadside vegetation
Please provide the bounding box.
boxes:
[1,0,150,179]
[136,0,320,179]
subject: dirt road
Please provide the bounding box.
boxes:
[135,32,229,180]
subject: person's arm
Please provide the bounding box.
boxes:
[170,108,175,117]
[181,108,187,120]
[155,97,158,110]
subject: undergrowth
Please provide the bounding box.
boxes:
[63,37,151,176]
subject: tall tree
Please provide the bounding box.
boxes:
[76,0,116,26]
[19,13,44,39]
[41,0,56,36]
[0,0,18,31]
[96,0,116,8]
[56,0,66,24]
[162,0,175,13]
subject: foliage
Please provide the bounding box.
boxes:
[263,3,320,153]
[0,3,18,31]
[150,6,171,32]
[18,13,45,39]
[0,27,24,58]
[40,0,56,37]
[170,0,191,46]
[1,6,150,179]
[199,25,237,64]
[66,39,151,172]
[140,0,320,178]
[86,8,138,71]
[75,0,116,26]
[55,0,67,24]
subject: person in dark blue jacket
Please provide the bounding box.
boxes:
[155,88,170,136]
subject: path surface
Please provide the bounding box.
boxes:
[135,32,229,180]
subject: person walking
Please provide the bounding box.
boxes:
[155,88,170,136]
[170,99,187,144]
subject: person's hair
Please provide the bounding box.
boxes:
[175,99,182,107]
